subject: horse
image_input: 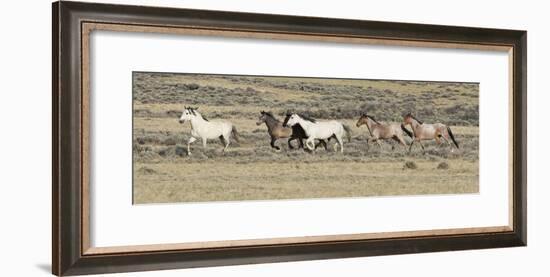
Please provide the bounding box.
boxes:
[256,111,327,150]
[402,112,459,153]
[355,113,411,150]
[178,106,239,156]
[283,113,351,153]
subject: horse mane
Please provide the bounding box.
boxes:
[411,115,423,124]
[407,113,423,124]
[187,107,209,121]
[298,113,316,123]
[261,111,277,120]
[365,114,381,125]
[282,112,316,124]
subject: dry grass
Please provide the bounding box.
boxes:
[134,160,478,203]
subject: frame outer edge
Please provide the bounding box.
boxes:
[56,1,85,275]
[53,1,528,275]
[52,1,60,276]
[516,31,527,245]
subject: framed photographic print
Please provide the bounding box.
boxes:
[52,1,527,276]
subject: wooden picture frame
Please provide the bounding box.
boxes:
[52,1,527,275]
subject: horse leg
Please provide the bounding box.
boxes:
[371,138,382,150]
[222,138,231,153]
[436,130,452,151]
[419,141,426,153]
[408,140,414,153]
[396,135,408,150]
[435,135,443,148]
[287,137,295,149]
[328,135,335,151]
[336,135,344,153]
[218,135,226,146]
[315,139,327,151]
[187,137,197,156]
[441,135,450,145]
[222,135,231,153]
[305,138,315,152]
[440,134,454,152]
[437,138,446,149]
[391,136,400,151]
[376,139,383,150]
[271,137,280,151]
[202,138,207,149]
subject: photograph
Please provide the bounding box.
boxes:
[132,72,479,204]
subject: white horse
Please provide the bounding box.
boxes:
[283,113,351,153]
[179,106,239,155]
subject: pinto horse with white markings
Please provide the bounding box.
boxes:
[179,106,239,155]
[402,113,459,153]
[256,111,327,151]
[283,113,351,153]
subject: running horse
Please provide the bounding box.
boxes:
[402,112,459,152]
[283,113,352,153]
[256,111,327,150]
[179,106,239,155]
[355,113,411,150]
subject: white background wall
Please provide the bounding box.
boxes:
[0,0,547,276]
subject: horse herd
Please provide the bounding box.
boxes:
[178,106,459,156]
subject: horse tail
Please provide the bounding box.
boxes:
[447,126,459,149]
[231,125,240,143]
[401,124,413,138]
[343,124,352,142]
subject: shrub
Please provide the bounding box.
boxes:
[403,161,418,169]
[175,146,187,157]
[137,167,157,175]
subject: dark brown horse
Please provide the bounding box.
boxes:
[402,113,459,152]
[256,111,327,150]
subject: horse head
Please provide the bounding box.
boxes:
[403,112,422,125]
[283,113,301,127]
[179,106,197,123]
[256,111,267,125]
[357,113,368,127]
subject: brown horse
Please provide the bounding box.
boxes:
[256,111,327,150]
[356,113,410,150]
[402,113,459,152]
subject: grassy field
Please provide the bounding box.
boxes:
[133,72,479,204]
